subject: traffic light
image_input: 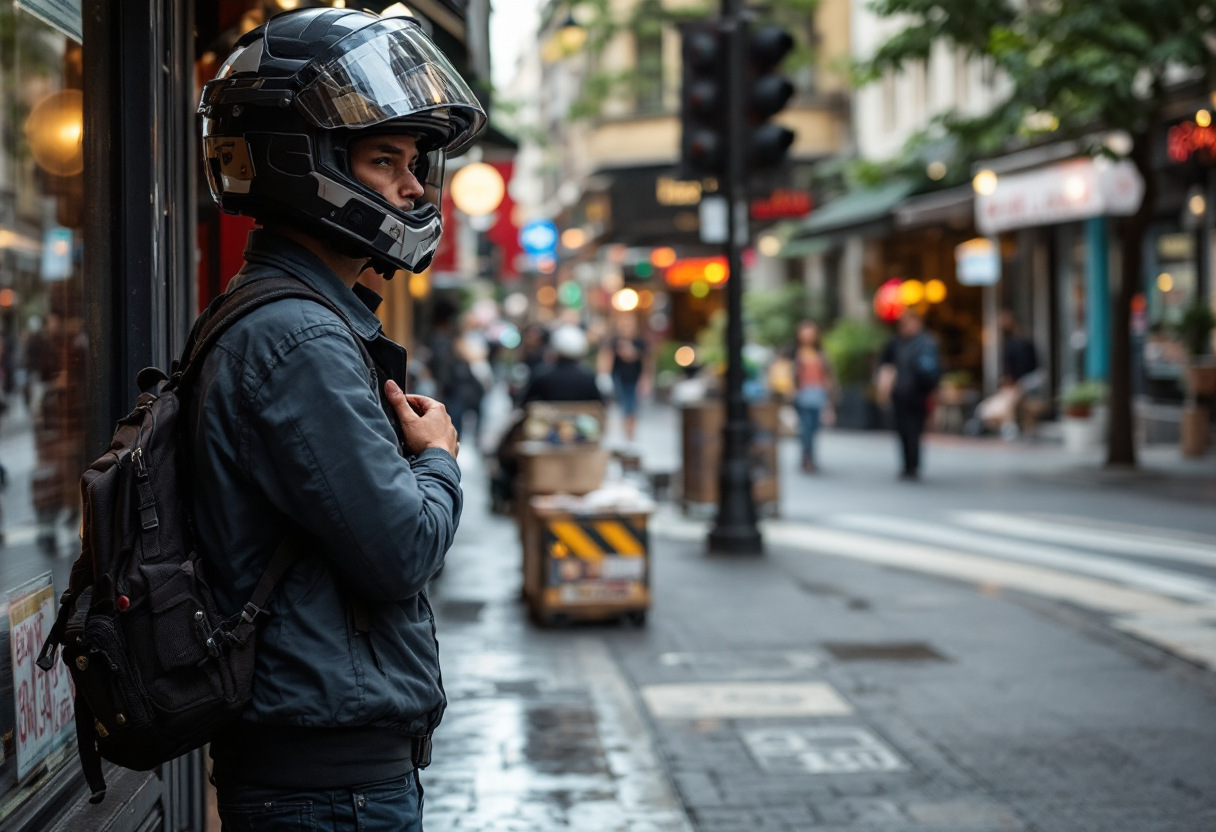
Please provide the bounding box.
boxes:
[679,21,725,177]
[747,25,795,169]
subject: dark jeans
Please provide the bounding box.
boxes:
[892,398,927,475]
[215,771,423,832]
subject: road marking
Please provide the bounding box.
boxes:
[954,511,1216,568]
[640,682,853,720]
[827,514,1216,604]
[742,726,907,774]
[757,522,1216,671]
[657,650,821,678]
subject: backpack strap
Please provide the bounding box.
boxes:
[226,532,301,648]
[178,277,380,644]
[73,692,109,803]
[174,276,378,396]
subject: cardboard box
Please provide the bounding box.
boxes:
[517,443,610,496]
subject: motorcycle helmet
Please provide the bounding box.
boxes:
[200,8,487,274]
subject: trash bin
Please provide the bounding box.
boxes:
[521,496,652,626]
[680,398,780,517]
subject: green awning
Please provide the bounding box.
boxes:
[795,179,917,238]
[777,236,831,258]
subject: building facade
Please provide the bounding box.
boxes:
[0,1,489,830]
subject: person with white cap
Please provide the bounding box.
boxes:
[518,324,603,405]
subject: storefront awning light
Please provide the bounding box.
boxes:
[666,256,728,287]
[24,90,83,177]
[972,169,998,196]
[450,162,505,216]
[612,287,639,311]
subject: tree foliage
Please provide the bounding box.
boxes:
[859,0,1216,154]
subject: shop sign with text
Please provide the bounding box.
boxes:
[8,574,75,780]
[976,158,1144,235]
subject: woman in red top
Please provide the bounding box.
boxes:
[791,321,834,472]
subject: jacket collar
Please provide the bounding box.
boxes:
[236,228,384,341]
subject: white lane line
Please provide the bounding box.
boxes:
[758,521,1216,670]
[649,513,1216,670]
[826,514,1216,604]
[576,638,696,832]
[953,511,1216,569]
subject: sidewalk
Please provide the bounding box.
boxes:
[425,406,1216,832]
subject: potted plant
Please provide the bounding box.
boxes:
[1060,380,1107,452]
[822,318,889,429]
[1176,302,1216,456]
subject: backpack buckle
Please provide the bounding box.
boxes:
[241,602,265,624]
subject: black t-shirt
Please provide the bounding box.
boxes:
[610,336,646,385]
[1003,335,1038,382]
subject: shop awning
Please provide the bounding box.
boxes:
[777,236,832,258]
[794,179,917,240]
[893,185,973,230]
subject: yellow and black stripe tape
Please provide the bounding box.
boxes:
[544,517,647,560]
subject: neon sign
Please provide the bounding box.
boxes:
[1167,121,1216,164]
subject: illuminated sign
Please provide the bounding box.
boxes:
[665,256,729,287]
[751,189,813,221]
[975,157,1143,235]
[1167,121,1216,164]
[656,176,703,206]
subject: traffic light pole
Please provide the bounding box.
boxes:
[708,0,762,555]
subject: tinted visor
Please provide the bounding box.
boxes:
[295,18,486,152]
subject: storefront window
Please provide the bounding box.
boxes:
[0,2,88,819]
[1143,230,1196,394]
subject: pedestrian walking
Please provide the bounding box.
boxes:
[600,315,649,442]
[789,320,834,472]
[195,8,484,830]
[877,310,940,480]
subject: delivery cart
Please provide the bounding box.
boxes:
[521,496,652,627]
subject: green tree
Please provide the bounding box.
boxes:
[860,0,1216,467]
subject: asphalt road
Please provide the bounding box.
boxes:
[424,400,1216,832]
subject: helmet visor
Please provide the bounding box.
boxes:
[295,18,486,152]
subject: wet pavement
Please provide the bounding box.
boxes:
[424,401,1216,832]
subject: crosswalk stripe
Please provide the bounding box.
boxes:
[826,514,1216,604]
[952,511,1216,568]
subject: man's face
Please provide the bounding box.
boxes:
[898,313,922,338]
[349,134,426,211]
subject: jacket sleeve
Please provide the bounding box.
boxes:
[244,321,463,602]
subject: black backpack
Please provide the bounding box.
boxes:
[36,276,376,803]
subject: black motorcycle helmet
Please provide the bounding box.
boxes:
[200,8,486,274]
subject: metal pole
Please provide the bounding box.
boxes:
[708,0,762,554]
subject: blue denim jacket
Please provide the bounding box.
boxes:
[187,229,461,739]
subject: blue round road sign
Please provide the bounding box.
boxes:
[519,219,559,256]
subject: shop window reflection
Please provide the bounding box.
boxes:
[0,3,87,818]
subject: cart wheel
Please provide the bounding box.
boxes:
[625,610,648,627]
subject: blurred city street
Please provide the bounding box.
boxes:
[422,398,1216,832]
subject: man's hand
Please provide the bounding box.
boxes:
[386,381,459,458]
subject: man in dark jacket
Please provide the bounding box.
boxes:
[878,311,940,480]
[518,324,603,404]
[193,8,485,831]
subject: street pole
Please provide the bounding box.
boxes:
[708,0,762,554]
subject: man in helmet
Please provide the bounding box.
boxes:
[192,9,485,830]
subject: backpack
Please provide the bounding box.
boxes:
[36,276,377,803]
[894,333,941,400]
